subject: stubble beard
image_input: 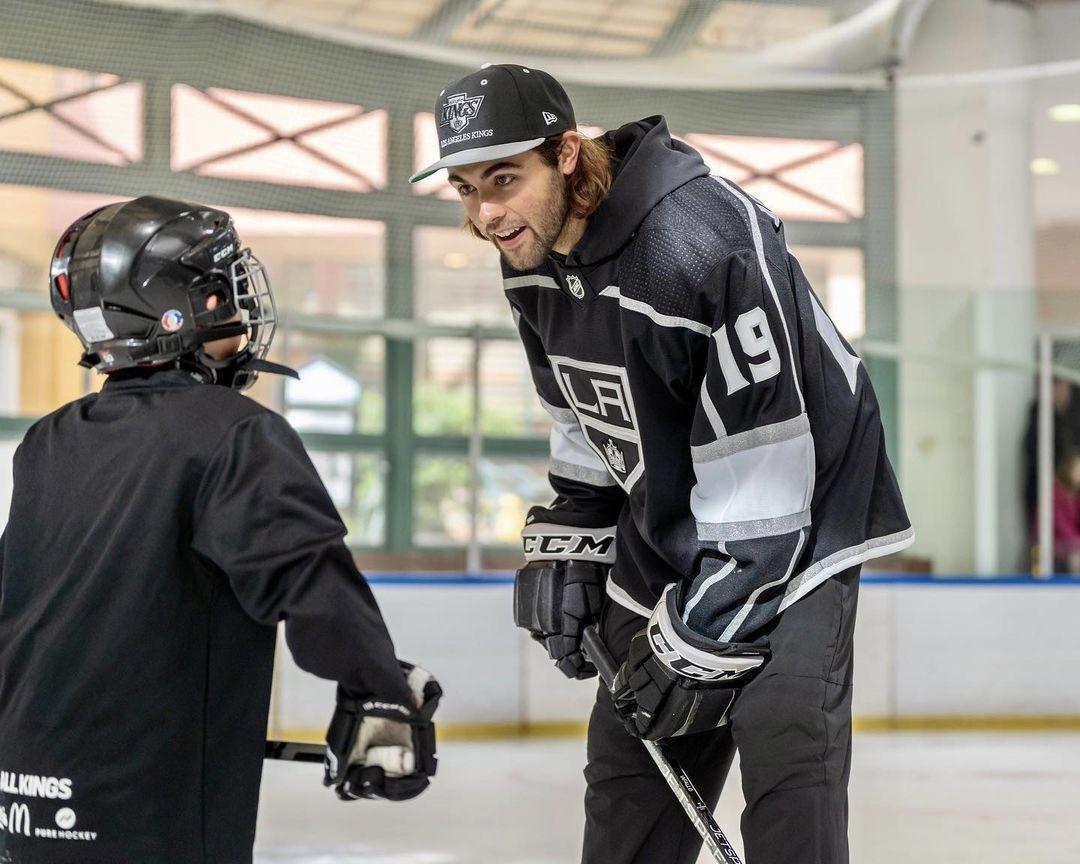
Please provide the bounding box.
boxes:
[497,171,571,272]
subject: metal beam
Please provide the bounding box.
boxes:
[413,0,485,42]
[652,0,720,58]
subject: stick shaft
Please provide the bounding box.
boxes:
[580,625,743,864]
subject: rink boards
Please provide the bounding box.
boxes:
[269,574,1080,740]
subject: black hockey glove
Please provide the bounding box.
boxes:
[612,585,769,741]
[514,559,607,679]
[324,662,441,801]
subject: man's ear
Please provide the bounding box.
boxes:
[558,131,582,177]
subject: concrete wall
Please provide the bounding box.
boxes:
[269,576,1080,736]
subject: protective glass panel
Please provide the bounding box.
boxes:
[478,457,552,545]
[305,450,387,548]
[414,337,473,436]
[481,340,552,437]
[414,225,507,325]
[413,455,469,546]
[789,245,865,340]
[227,208,385,319]
[281,332,385,435]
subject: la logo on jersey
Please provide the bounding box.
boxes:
[549,356,643,491]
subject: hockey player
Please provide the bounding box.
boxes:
[412,66,913,864]
[0,197,440,864]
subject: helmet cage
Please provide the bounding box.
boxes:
[229,249,276,369]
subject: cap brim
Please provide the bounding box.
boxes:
[408,137,547,184]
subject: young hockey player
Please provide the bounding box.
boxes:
[412,66,913,864]
[0,197,440,864]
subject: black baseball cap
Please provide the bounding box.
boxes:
[409,64,576,183]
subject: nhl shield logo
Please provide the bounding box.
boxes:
[441,92,485,133]
[566,274,585,299]
[549,355,644,492]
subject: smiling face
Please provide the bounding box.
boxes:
[448,135,582,272]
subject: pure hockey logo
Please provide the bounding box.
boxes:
[0,802,31,836]
[549,356,643,492]
[440,92,485,133]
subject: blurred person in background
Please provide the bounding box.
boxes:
[0,197,440,864]
[1023,376,1080,565]
[413,65,911,864]
[1032,447,1080,574]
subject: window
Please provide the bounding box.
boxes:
[282,332,385,436]
[172,85,386,191]
[413,455,470,546]
[789,245,865,340]
[0,58,142,165]
[680,133,863,223]
[307,451,387,547]
[480,341,550,437]
[478,457,552,545]
[414,338,473,436]
[227,208,385,319]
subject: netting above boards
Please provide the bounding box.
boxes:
[104,0,929,90]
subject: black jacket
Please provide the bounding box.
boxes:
[0,369,408,864]
[508,117,912,650]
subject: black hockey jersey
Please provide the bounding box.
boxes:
[509,117,913,644]
[0,369,410,864]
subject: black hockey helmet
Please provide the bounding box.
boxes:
[50,196,292,391]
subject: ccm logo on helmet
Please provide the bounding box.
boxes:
[523,533,614,560]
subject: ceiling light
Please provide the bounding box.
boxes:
[1031,158,1061,176]
[443,252,470,269]
[1049,104,1080,123]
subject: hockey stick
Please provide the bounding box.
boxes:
[581,625,743,864]
[264,740,325,763]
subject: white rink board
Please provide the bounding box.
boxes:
[270,577,1080,730]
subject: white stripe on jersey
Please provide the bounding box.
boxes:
[779,526,916,613]
[606,576,652,619]
[504,275,560,291]
[682,558,737,620]
[720,530,807,642]
[809,291,862,395]
[599,286,712,336]
[695,510,810,543]
[689,420,814,533]
[691,414,810,462]
[546,414,616,487]
[700,386,727,438]
[714,177,806,413]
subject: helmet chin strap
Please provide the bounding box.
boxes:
[191,344,298,390]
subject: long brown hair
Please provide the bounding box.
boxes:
[463,133,613,239]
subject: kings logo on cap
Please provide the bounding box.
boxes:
[441,92,485,133]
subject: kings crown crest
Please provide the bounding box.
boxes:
[603,438,626,474]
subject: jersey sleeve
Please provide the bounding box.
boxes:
[626,222,812,648]
[671,246,814,644]
[191,412,410,703]
[511,302,626,565]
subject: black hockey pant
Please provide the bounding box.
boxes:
[582,567,860,864]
